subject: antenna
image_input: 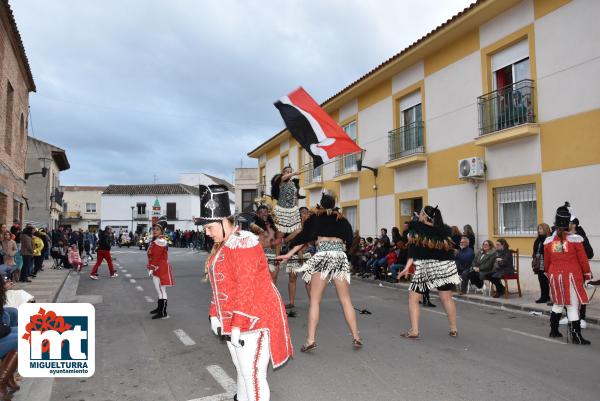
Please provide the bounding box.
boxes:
[153,173,157,184]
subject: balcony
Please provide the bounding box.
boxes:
[303,162,323,189]
[475,79,539,146]
[60,211,81,221]
[385,121,427,169]
[332,152,359,182]
[134,213,149,221]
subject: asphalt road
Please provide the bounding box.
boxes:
[41,247,600,401]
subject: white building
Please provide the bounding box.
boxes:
[100,184,201,233]
[180,173,235,212]
[234,168,259,214]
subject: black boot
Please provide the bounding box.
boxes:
[549,312,563,338]
[570,320,590,345]
[149,300,160,314]
[152,299,168,319]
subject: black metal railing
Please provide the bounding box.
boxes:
[388,121,424,161]
[304,162,323,185]
[478,79,535,136]
[335,152,358,177]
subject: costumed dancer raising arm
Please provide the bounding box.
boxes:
[147,216,175,319]
[398,206,461,338]
[278,194,362,352]
[271,166,302,234]
[546,203,592,344]
[201,185,293,401]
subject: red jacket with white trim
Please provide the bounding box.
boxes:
[147,237,175,286]
[208,230,293,368]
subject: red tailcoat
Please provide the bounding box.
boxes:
[208,230,293,368]
[147,237,175,286]
[544,233,591,306]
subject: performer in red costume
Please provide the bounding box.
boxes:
[199,185,293,401]
[546,203,592,344]
[147,216,175,319]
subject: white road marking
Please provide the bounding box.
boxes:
[129,279,136,283]
[502,328,566,344]
[135,286,144,292]
[173,329,197,346]
[144,296,154,303]
[186,365,236,401]
[422,308,448,316]
[125,273,132,277]
[122,269,128,273]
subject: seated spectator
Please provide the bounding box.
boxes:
[347,231,361,274]
[367,240,388,279]
[455,236,474,293]
[460,240,495,293]
[350,237,366,275]
[489,238,514,298]
[391,227,401,244]
[389,240,408,282]
[360,237,374,275]
[68,244,85,272]
[0,232,18,281]
[0,278,19,396]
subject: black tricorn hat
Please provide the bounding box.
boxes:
[153,216,168,232]
[198,185,231,225]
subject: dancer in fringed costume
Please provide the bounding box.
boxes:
[201,185,293,401]
[398,205,461,338]
[271,166,303,234]
[278,194,362,352]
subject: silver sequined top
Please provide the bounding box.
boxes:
[278,180,297,208]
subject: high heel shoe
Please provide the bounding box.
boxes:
[300,342,318,353]
[352,338,363,348]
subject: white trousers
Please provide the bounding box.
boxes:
[552,283,580,321]
[152,275,167,300]
[226,331,271,401]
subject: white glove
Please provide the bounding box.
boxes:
[210,316,221,336]
[148,269,154,277]
[230,327,242,348]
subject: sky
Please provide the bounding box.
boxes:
[11,0,475,186]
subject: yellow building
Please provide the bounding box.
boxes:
[248,0,600,289]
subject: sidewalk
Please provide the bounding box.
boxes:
[360,277,600,326]
[11,259,70,303]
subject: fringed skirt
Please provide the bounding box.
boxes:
[408,259,461,293]
[282,252,311,273]
[274,204,301,233]
[264,248,278,273]
[295,241,350,284]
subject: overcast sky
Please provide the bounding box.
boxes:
[12,0,474,186]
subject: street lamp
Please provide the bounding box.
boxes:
[25,157,51,180]
[130,206,135,233]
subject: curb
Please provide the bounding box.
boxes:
[50,270,71,303]
[356,276,600,326]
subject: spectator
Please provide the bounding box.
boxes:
[456,237,475,294]
[532,223,551,304]
[68,244,85,272]
[40,228,50,260]
[77,229,85,255]
[347,231,362,274]
[463,224,476,250]
[401,221,410,241]
[389,240,408,282]
[391,227,401,244]
[32,231,45,277]
[9,221,20,249]
[490,239,514,298]
[0,279,19,397]
[461,240,495,293]
[0,232,18,281]
[90,226,118,279]
[367,240,388,279]
[450,226,462,249]
[19,226,34,282]
[379,228,391,249]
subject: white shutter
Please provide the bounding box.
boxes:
[399,91,421,111]
[491,39,529,71]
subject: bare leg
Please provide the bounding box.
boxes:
[305,282,311,300]
[438,290,457,332]
[287,272,297,306]
[306,274,328,345]
[407,290,421,335]
[270,265,279,284]
[332,278,360,340]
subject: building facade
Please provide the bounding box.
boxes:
[0,1,36,226]
[234,168,259,214]
[100,184,202,233]
[247,0,600,290]
[60,186,106,232]
[25,137,70,229]
[180,172,235,212]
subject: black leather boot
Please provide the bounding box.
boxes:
[152,299,169,319]
[549,312,563,338]
[570,320,590,345]
[149,300,160,314]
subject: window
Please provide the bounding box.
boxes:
[343,206,358,232]
[241,189,257,212]
[136,202,146,215]
[281,154,289,169]
[341,121,358,173]
[19,114,25,149]
[493,184,537,236]
[63,202,68,212]
[491,40,530,90]
[166,202,177,220]
[86,203,96,213]
[4,82,14,154]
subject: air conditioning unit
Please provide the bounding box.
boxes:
[458,157,485,180]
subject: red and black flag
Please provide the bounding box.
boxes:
[274,87,362,167]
